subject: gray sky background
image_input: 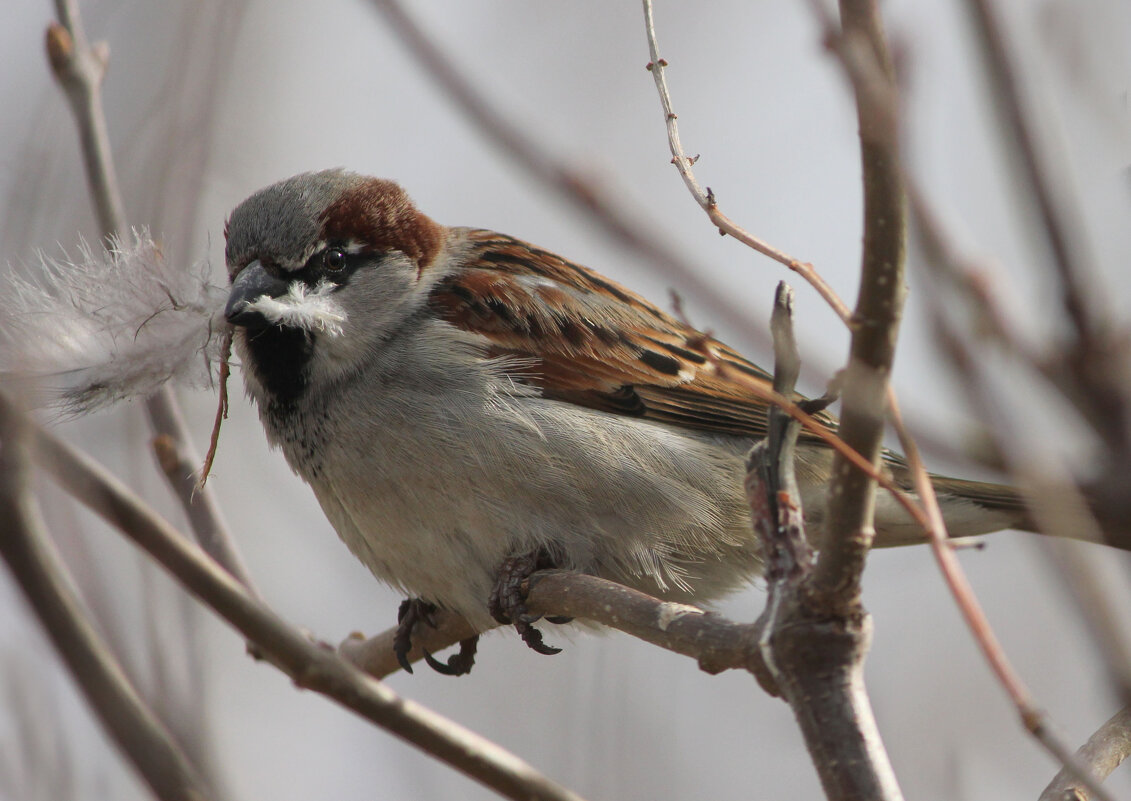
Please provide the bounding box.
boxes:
[2,2,1131,799]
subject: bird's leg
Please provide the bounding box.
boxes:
[393,598,480,676]
[488,548,564,656]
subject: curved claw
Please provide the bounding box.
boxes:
[422,636,480,676]
[394,598,443,674]
[393,626,415,674]
[518,622,562,656]
[489,549,567,657]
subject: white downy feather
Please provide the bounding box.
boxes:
[244,279,346,336]
[0,232,227,414]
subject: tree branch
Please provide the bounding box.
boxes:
[805,0,907,615]
[0,417,213,801]
[340,572,768,680]
[746,283,903,799]
[44,9,124,240]
[914,234,1119,801]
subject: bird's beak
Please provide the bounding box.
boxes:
[225,260,291,328]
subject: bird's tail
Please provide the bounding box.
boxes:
[927,474,1036,533]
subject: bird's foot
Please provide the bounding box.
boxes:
[488,549,564,656]
[394,598,479,676]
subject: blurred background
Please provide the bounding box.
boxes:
[2,1,1131,799]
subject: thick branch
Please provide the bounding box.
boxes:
[807,0,906,615]
[746,284,903,800]
[0,420,212,801]
[527,573,761,674]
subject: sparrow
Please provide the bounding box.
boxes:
[223,169,1029,671]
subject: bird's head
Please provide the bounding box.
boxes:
[223,169,445,402]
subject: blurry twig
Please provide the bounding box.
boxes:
[0,415,213,801]
[0,391,590,801]
[908,181,1114,551]
[47,0,255,594]
[1039,540,1131,705]
[965,0,1131,472]
[44,10,124,241]
[963,0,1099,346]
[907,183,1037,360]
[918,260,1117,801]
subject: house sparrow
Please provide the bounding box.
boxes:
[224,169,1028,670]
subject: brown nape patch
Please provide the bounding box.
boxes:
[319,178,443,269]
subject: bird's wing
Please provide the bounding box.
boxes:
[428,229,837,442]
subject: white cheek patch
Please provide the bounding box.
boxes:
[246,279,347,337]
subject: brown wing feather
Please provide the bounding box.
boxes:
[428,229,837,443]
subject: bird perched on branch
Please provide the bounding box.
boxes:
[220,169,1033,674]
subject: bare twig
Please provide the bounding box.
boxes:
[641,0,851,323]
[638,11,1103,789]
[525,573,762,674]
[0,392,592,801]
[865,179,1119,800]
[339,609,484,679]
[1040,706,1131,801]
[152,431,257,595]
[0,415,213,801]
[44,13,125,240]
[913,161,1131,696]
[802,3,1129,791]
[367,0,770,350]
[885,399,1036,714]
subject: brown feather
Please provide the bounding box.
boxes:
[429,229,838,442]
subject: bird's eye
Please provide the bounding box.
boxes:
[323,248,347,271]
